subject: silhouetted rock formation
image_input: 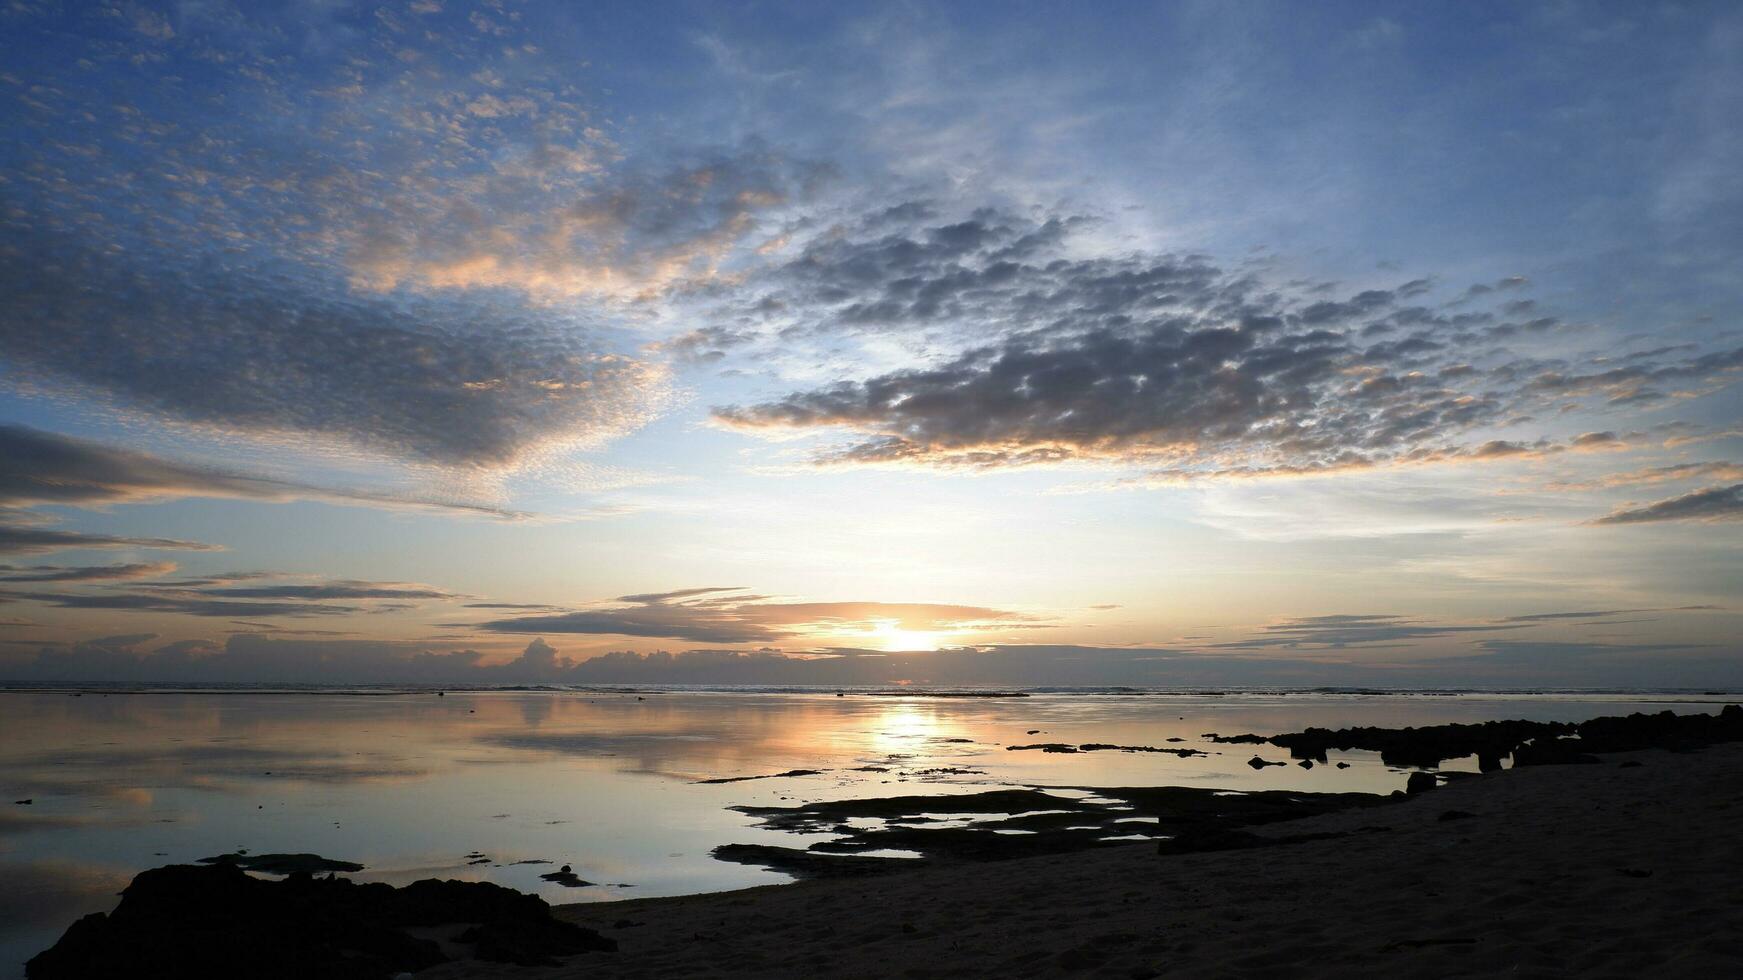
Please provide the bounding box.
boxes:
[539,864,594,887]
[197,852,365,874]
[717,785,1386,876]
[696,768,825,784]
[1405,772,1438,794]
[1208,705,1743,769]
[1007,742,1207,757]
[26,860,614,979]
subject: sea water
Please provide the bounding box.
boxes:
[0,686,1732,976]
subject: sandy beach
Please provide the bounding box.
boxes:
[425,744,1743,979]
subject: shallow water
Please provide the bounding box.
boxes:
[0,687,1731,975]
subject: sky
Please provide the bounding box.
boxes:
[1,0,1740,688]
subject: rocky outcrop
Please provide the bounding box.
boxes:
[26,860,614,979]
[1209,705,1742,769]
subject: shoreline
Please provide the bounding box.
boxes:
[20,704,1743,977]
[446,743,1743,978]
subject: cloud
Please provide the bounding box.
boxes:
[1546,461,1743,491]
[10,631,1737,688]
[710,206,1743,477]
[1591,484,1743,525]
[0,526,220,556]
[2,574,457,619]
[474,587,1039,644]
[183,583,457,601]
[616,586,749,604]
[350,145,829,300]
[1501,605,1720,623]
[0,561,178,583]
[1208,614,1525,650]
[0,588,364,620]
[1,8,844,473]
[0,244,668,470]
[0,425,526,517]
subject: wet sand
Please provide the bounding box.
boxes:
[431,744,1743,978]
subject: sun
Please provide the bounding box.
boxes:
[872,621,944,652]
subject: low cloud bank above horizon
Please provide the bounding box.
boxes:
[5,625,1737,690]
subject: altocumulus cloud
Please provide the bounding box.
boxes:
[0,243,668,470]
[710,206,1743,478]
[0,7,845,473]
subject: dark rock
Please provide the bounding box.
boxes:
[696,768,826,784]
[726,785,1386,874]
[1211,705,1743,771]
[1298,760,1313,769]
[1026,729,1042,735]
[198,853,365,875]
[1007,743,1079,753]
[26,861,613,979]
[14,799,31,805]
[539,864,593,887]
[1247,756,1284,769]
[1405,772,1438,794]
[1335,762,1351,769]
[710,844,931,878]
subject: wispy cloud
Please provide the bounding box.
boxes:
[0,561,178,583]
[0,526,220,557]
[474,586,1040,644]
[0,425,526,518]
[1591,484,1743,525]
[1209,614,1525,650]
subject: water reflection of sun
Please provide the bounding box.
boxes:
[874,703,943,751]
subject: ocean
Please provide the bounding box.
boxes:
[0,686,1733,976]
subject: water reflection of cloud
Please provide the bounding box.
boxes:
[0,809,94,837]
[0,858,130,929]
[4,741,432,808]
